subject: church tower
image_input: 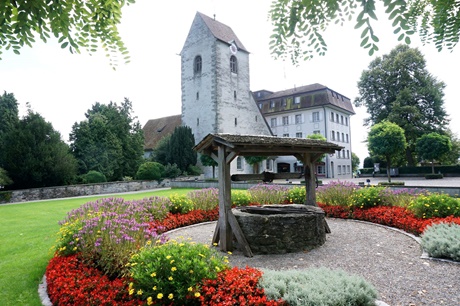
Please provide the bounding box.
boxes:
[181,12,271,144]
[180,12,272,177]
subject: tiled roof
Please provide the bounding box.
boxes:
[142,115,181,150]
[197,12,248,53]
[260,83,328,100]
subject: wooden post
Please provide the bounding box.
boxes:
[215,145,233,251]
[301,153,317,206]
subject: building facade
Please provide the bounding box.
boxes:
[253,84,355,179]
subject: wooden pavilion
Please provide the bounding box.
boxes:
[193,133,343,257]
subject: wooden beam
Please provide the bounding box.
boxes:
[231,172,302,182]
[217,145,233,252]
[227,212,253,257]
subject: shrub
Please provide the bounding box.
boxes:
[425,173,444,179]
[316,180,358,206]
[0,190,12,203]
[163,163,181,179]
[187,188,219,211]
[248,184,289,204]
[128,239,230,305]
[378,181,405,186]
[260,267,378,306]
[169,193,195,214]
[231,190,252,206]
[379,188,428,207]
[83,170,107,183]
[285,186,306,204]
[421,222,460,261]
[351,186,385,209]
[54,219,83,256]
[408,193,460,218]
[200,266,285,306]
[144,196,173,220]
[56,198,167,278]
[187,164,202,176]
[136,162,164,181]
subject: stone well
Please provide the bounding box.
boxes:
[233,204,327,255]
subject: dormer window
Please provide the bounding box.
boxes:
[194,55,202,74]
[230,55,238,73]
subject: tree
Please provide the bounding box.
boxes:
[0,167,13,187]
[160,126,197,173]
[244,156,266,174]
[200,154,218,179]
[0,92,19,137]
[0,0,135,67]
[135,162,164,181]
[70,99,144,181]
[269,0,460,64]
[355,44,449,166]
[438,130,460,165]
[367,121,406,183]
[1,108,77,189]
[416,133,452,174]
[351,153,360,172]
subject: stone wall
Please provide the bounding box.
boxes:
[2,180,170,204]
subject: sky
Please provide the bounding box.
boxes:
[1,0,458,166]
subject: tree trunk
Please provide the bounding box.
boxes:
[386,157,392,183]
[431,160,435,174]
[405,147,415,166]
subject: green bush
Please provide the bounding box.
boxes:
[425,173,443,179]
[260,267,378,306]
[163,163,181,179]
[231,190,252,206]
[351,186,385,209]
[145,196,173,220]
[0,191,12,203]
[421,222,460,261]
[316,181,357,206]
[169,194,194,214]
[128,239,229,304]
[136,162,164,181]
[82,170,107,183]
[408,193,460,218]
[187,164,202,176]
[187,188,218,211]
[378,181,405,186]
[285,186,306,204]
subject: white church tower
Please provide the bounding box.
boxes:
[181,12,272,177]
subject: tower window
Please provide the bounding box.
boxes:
[234,90,237,99]
[235,118,237,126]
[194,55,202,74]
[196,92,199,100]
[197,118,199,126]
[230,55,238,73]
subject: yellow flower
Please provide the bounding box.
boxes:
[170,259,175,264]
[166,255,172,259]
[168,293,174,300]
[171,267,177,272]
[227,251,232,255]
[137,289,143,295]
[194,292,201,298]
[147,297,153,305]
[188,287,193,292]
[152,286,157,291]
[189,270,194,274]
[168,276,173,281]
[157,293,163,299]
[150,272,156,277]
[129,289,134,295]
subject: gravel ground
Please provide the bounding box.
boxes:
[166,218,460,306]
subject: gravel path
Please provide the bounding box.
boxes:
[166,218,459,306]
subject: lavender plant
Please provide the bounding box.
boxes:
[187,188,219,211]
[248,184,289,204]
[316,181,358,206]
[379,188,428,207]
[421,222,460,262]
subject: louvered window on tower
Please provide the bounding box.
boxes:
[194,56,202,74]
[230,55,238,73]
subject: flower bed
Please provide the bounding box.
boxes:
[46,185,460,305]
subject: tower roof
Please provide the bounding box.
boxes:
[197,12,248,53]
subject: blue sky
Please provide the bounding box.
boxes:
[1,0,458,166]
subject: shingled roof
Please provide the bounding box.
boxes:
[142,115,181,150]
[197,12,248,53]
[194,133,343,156]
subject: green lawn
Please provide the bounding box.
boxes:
[0,188,196,306]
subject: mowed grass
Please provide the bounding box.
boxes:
[0,188,196,306]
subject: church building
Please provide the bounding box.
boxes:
[143,12,355,179]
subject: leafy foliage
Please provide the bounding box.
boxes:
[245,156,266,173]
[261,267,377,306]
[70,99,144,181]
[248,184,289,204]
[351,152,360,171]
[421,223,460,262]
[135,162,164,181]
[416,132,452,173]
[187,188,219,211]
[367,121,406,182]
[82,170,107,183]
[285,186,306,204]
[355,45,449,166]
[200,154,218,178]
[0,167,13,187]
[0,0,135,67]
[408,193,460,219]
[269,0,460,64]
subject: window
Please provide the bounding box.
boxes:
[281,99,287,107]
[346,134,349,143]
[234,90,237,99]
[341,115,344,124]
[270,100,275,108]
[258,103,262,109]
[336,114,339,122]
[338,165,342,175]
[282,116,289,126]
[330,112,334,121]
[336,131,340,142]
[196,92,199,100]
[295,114,302,124]
[194,55,202,74]
[266,160,272,171]
[230,55,238,73]
[347,165,351,174]
[342,133,345,142]
[235,118,237,126]
[317,165,325,174]
[255,115,258,122]
[312,111,320,122]
[347,150,350,159]
[345,117,348,126]
[313,130,321,134]
[296,132,302,138]
[294,96,300,104]
[270,118,277,128]
[336,150,340,158]
[331,130,335,140]
[283,133,289,137]
[197,118,199,126]
[236,157,243,170]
